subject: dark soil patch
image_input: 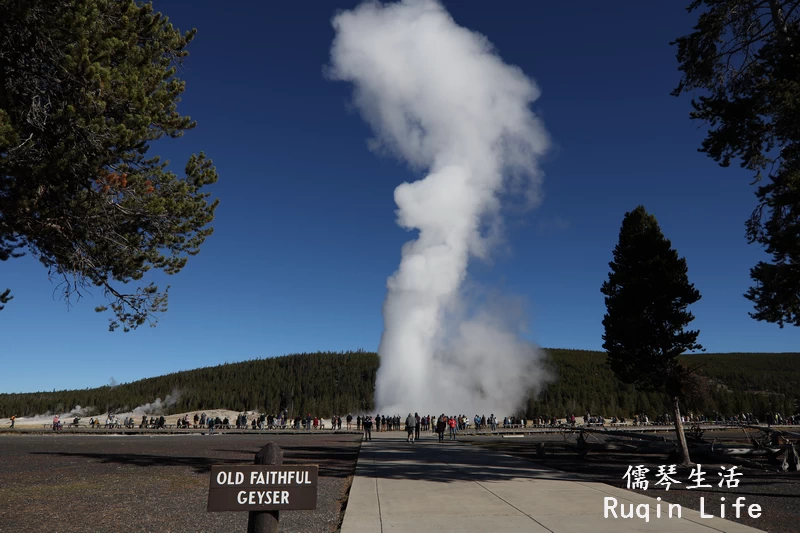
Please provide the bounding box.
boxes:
[0,433,361,533]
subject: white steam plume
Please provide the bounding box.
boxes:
[328,0,551,416]
[133,389,181,416]
[68,405,94,417]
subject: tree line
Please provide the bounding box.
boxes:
[526,349,799,420]
[1,348,796,419]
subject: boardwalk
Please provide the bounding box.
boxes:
[341,432,765,533]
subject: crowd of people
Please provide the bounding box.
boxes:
[555,411,800,427]
[354,410,800,442]
[357,413,500,443]
[12,409,799,432]
[353,413,567,436]
[354,413,557,443]
[640,412,800,426]
[152,411,351,431]
[36,411,356,431]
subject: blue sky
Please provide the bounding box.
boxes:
[4,1,800,394]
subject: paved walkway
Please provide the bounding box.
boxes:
[340,432,765,533]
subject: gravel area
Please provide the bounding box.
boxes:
[468,431,800,533]
[0,433,362,533]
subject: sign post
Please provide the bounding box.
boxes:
[206,442,318,533]
[249,443,281,533]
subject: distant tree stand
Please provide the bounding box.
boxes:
[672,0,800,327]
[0,0,219,331]
[601,206,705,465]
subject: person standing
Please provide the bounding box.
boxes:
[363,415,373,441]
[405,413,416,443]
[10,415,16,428]
[436,414,447,443]
[414,412,421,441]
[449,416,457,440]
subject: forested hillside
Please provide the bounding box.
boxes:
[1,349,797,419]
[0,351,378,419]
[527,350,799,419]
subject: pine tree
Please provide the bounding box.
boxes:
[0,0,218,331]
[672,0,800,327]
[601,206,704,464]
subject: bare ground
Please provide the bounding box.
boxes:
[0,433,361,533]
[5,428,797,533]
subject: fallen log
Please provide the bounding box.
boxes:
[576,438,672,456]
[742,424,800,440]
[696,443,782,456]
[577,427,668,442]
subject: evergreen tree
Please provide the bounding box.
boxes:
[0,0,218,331]
[672,0,800,327]
[601,206,704,464]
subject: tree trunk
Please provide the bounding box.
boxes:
[672,396,692,466]
[768,0,790,46]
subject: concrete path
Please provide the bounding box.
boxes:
[340,432,765,533]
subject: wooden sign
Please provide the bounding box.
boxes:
[207,465,318,512]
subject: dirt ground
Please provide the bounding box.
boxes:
[0,433,361,533]
[4,428,797,533]
[467,430,800,533]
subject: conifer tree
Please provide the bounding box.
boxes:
[601,206,704,465]
[672,0,800,327]
[0,0,218,331]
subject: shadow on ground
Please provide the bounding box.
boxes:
[31,440,360,477]
[353,436,587,483]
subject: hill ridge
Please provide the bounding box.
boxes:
[1,349,797,419]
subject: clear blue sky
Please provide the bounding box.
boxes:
[4,1,799,394]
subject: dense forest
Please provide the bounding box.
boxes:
[1,349,798,419]
[527,350,799,419]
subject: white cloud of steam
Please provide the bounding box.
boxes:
[15,405,95,424]
[328,0,551,416]
[133,389,181,416]
[68,405,94,417]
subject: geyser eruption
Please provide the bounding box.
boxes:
[328,0,551,415]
